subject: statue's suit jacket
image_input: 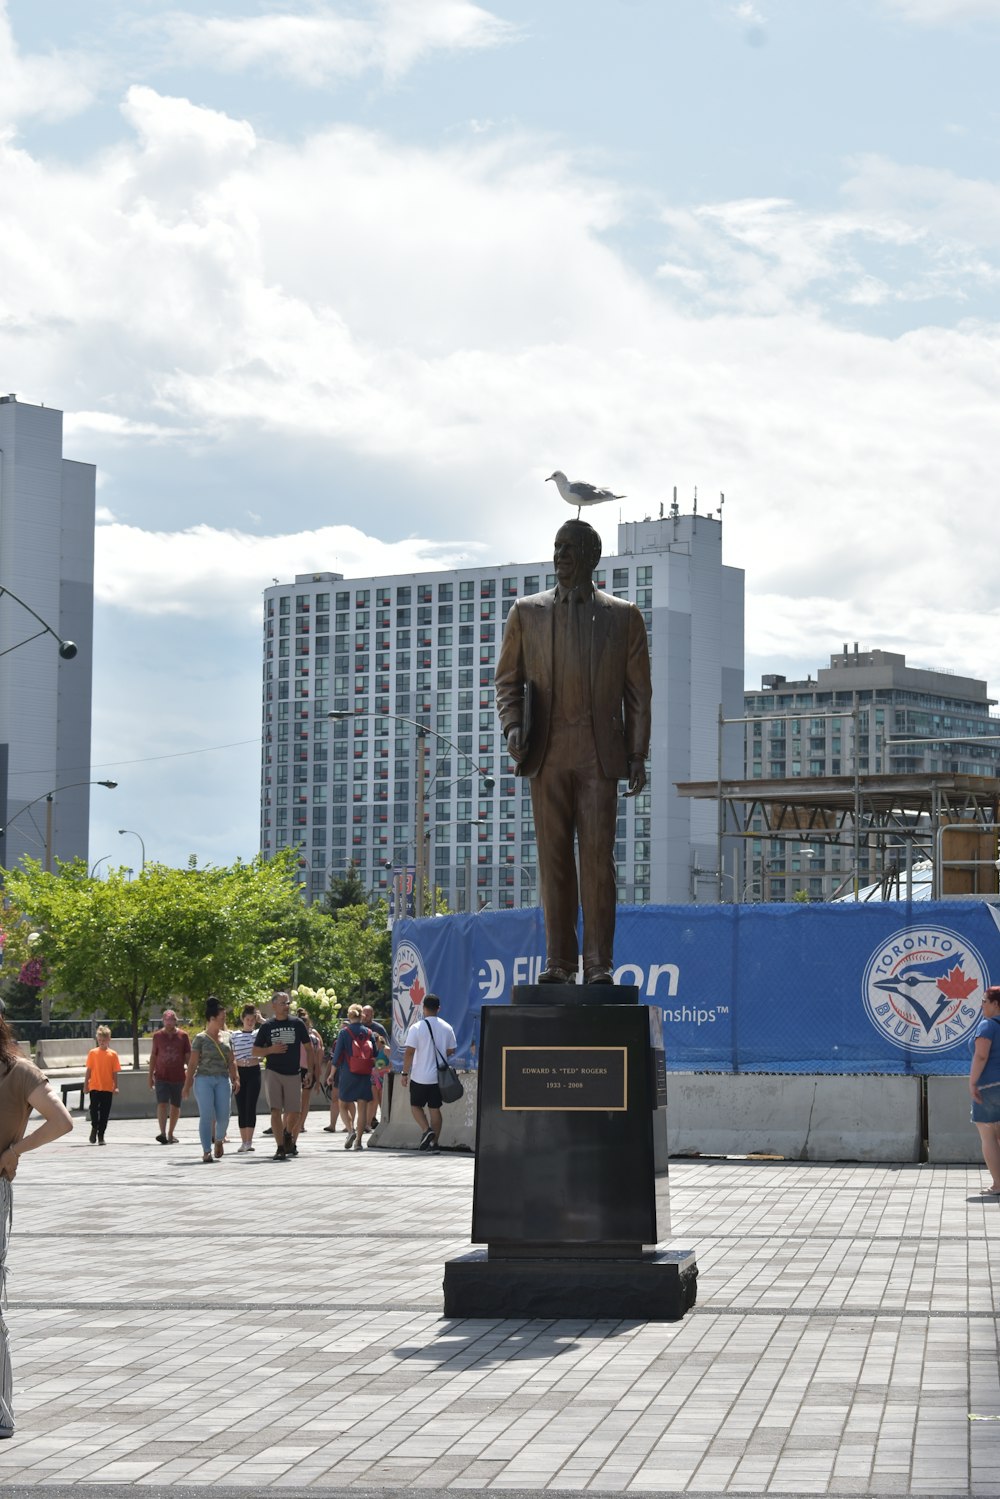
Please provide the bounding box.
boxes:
[495,587,652,779]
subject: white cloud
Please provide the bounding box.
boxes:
[657,156,1000,315]
[157,0,516,86]
[881,0,1000,21]
[0,0,98,125]
[745,593,1000,698]
[65,411,188,442]
[94,521,488,618]
[4,88,1000,694]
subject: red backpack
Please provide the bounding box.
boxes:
[347,1028,374,1075]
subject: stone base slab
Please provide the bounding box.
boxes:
[442,1245,697,1321]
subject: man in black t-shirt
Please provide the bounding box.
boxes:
[252,992,314,1161]
[361,1006,388,1043]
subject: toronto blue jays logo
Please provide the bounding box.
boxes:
[391,941,429,1054]
[862,925,988,1053]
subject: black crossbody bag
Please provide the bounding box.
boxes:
[424,1019,464,1104]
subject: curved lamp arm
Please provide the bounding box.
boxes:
[0,585,77,659]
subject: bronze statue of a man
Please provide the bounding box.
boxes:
[494,519,652,983]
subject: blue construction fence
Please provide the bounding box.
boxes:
[390,899,1000,1075]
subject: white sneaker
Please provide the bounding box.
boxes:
[237,1142,249,1153]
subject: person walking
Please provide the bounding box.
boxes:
[252,992,313,1161]
[0,1007,73,1436]
[330,1005,376,1150]
[970,983,1000,1194]
[182,997,240,1163]
[292,1008,324,1141]
[401,994,457,1151]
[230,1004,261,1153]
[147,1009,191,1144]
[84,1026,121,1145]
[361,1005,389,1130]
[322,1038,343,1135]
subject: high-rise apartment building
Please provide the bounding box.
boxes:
[0,396,96,870]
[743,647,1000,900]
[261,510,744,908]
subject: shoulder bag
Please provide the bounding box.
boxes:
[423,1019,464,1103]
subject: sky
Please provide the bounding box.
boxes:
[3,0,1000,869]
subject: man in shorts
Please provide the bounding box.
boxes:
[147,1009,191,1144]
[253,992,314,1161]
[401,994,457,1152]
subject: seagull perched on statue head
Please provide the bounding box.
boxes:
[547,469,625,519]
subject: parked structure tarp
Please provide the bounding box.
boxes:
[390,900,1000,1076]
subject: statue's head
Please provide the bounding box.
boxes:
[554,520,602,591]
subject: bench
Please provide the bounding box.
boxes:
[59,1078,87,1111]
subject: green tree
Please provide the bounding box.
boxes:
[5,850,303,1065]
[320,863,372,915]
[293,899,392,1014]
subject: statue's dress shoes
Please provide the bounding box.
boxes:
[538,965,574,983]
[584,968,615,985]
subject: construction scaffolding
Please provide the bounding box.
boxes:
[675,771,1000,901]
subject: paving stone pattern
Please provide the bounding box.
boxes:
[0,1117,997,1494]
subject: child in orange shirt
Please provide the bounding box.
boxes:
[84,1026,121,1145]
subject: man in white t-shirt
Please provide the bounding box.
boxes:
[401,994,457,1151]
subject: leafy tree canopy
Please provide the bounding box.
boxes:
[320,863,372,915]
[4,850,303,1064]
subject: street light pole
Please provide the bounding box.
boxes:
[0,779,118,873]
[328,707,496,914]
[415,730,427,919]
[0,584,78,660]
[118,828,146,870]
[327,708,496,789]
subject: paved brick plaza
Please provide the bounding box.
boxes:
[0,1115,997,1496]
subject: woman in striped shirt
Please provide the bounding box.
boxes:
[230,1005,262,1153]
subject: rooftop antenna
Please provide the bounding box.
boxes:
[693,486,698,516]
[718,491,725,520]
[659,500,664,519]
[670,486,679,519]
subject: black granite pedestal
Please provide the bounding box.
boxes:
[443,982,697,1321]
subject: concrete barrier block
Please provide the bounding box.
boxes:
[369,1071,477,1150]
[667,1074,922,1162]
[71,1069,327,1122]
[38,1037,153,1070]
[927,1076,981,1163]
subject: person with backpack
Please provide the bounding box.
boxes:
[329,1004,377,1151]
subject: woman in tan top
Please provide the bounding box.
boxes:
[0,1008,73,1436]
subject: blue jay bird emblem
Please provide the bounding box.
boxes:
[863,927,987,1054]
[871,951,978,1034]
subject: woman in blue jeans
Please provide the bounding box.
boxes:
[182,997,240,1162]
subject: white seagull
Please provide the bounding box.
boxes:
[546,469,625,518]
